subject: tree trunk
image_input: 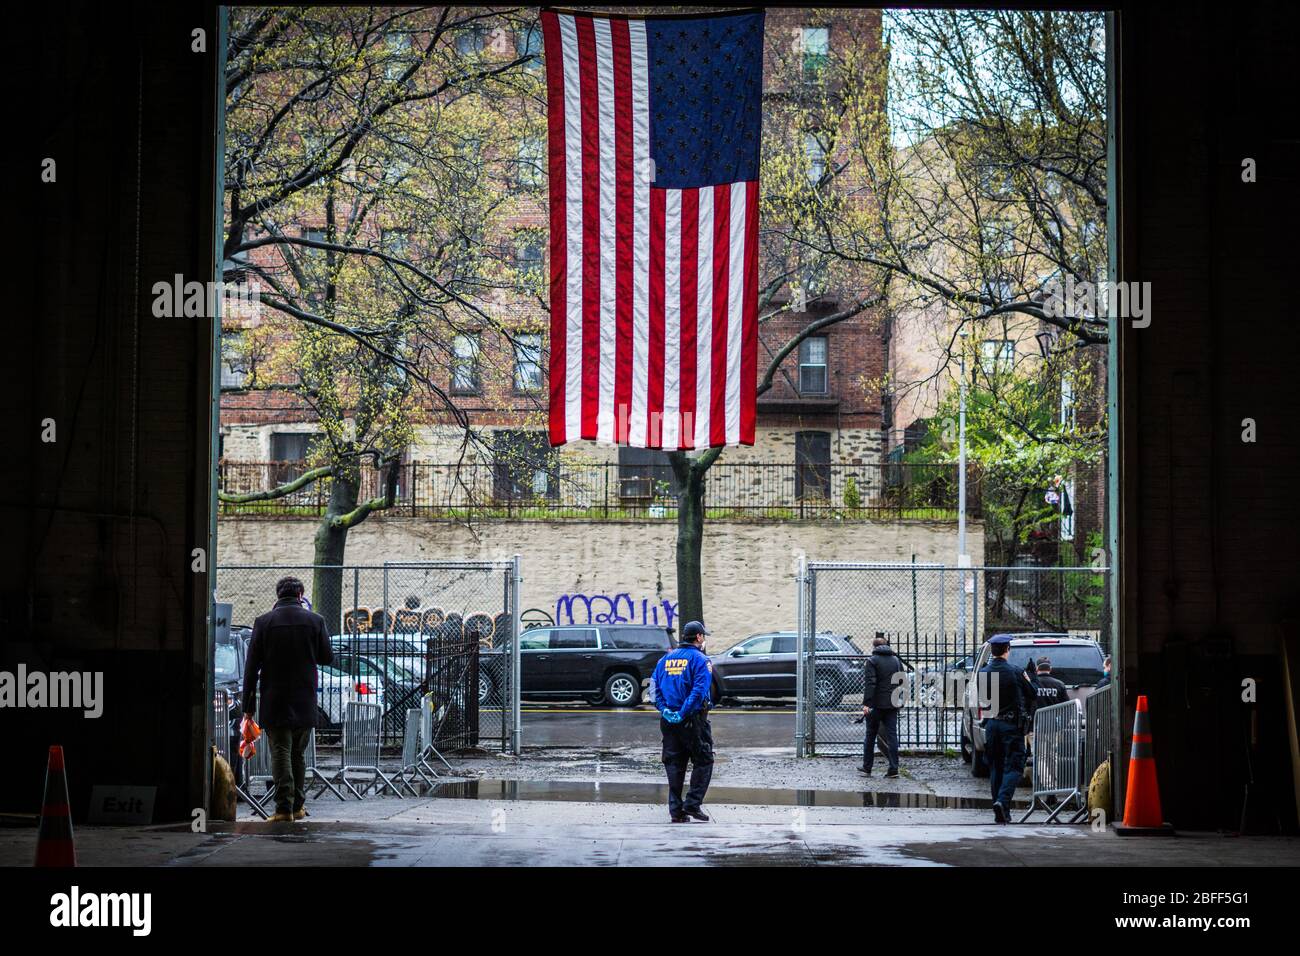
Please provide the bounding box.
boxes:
[673,461,707,630]
[312,469,360,636]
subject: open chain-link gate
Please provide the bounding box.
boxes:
[215,559,522,754]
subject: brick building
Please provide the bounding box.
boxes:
[218,8,891,511]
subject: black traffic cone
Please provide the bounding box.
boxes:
[34,745,76,867]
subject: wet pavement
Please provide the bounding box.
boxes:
[6,745,1298,867]
[4,795,1298,867]
[522,702,797,746]
[426,777,1025,811]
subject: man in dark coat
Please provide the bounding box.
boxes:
[859,636,905,778]
[242,576,333,822]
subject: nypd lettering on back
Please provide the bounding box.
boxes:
[663,656,690,677]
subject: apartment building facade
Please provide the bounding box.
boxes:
[219,8,893,513]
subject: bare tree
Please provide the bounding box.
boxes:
[219,6,542,627]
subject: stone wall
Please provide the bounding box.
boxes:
[217,516,981,649]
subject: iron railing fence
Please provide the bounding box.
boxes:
[796,562,1111,756]
[218,460,981,521]
[214,561,521,754]
[422,638,482,755]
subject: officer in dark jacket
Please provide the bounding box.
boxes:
[242,576,333,822]
[1033,657,1071,707]
[650,621,714,822]
[859,637,904,777]
[978,634,1030,823]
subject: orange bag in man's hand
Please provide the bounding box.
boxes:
[239,715,261,759]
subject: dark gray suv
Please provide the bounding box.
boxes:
[709,631,865,706]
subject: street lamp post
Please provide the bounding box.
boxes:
[957,329,970,647]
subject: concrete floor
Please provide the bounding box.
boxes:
[4,797,1298,867]
[6,748,1296,868]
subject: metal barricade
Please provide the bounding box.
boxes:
[1081,683,1114,804]
[419,691,455,776]
[314,702,400,799]
[393,709,435,796]
[241,714,276,818]
[1020,699,1084,823]
[304,728,345,801]
[212,690,231,766]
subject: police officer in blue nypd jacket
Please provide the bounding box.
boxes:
[978,634,1032,824]
[650,620,715,823]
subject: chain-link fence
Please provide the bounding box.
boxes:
[215,561,521,754]
[796,561,1111,756]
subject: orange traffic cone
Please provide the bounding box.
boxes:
[34,745,77,866]
[1115,695,1174,836]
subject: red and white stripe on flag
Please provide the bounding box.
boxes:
[541,9,759,449]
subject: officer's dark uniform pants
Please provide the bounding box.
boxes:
[984,717,1026,809]
[862,708,899,773]
[661,714,714,815]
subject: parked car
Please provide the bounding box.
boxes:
[960,633,1106,778]
[214,627,250,777]
[329,641,427,734]
[317,663,369,726]
[709,631,865,707]
[479,624,674,707]
[332,634,427,678]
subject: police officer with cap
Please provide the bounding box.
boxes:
[650,621,715,822]
[978,634,1031,823]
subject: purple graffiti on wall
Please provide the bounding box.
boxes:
[555,592,678,630]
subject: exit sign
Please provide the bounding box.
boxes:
[88,786,156,825]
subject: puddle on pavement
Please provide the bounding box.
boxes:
[428,778,1025,810]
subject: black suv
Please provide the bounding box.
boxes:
[480,625,674,707]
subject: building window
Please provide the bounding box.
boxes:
[270,432,312,462]
[804,133,826,183]
[384,32,417,82]
[455,25,488,56]
[514,234,543,275]
[1059,478,1076,541]
[1060,375,1076,429]
[517,24,542,67]
[493,430,557,500]
[983,272,1017,304]
[798,336,829,394]
[220,330,248,389]
[981,218,1014,258]
[382,228,411,259]
[513,333,543,393]
[516,136,544,187]
[617,446,679,500]
[801,26,829,81]
[451,333,480,394]
[981,339,1015,374]
[269,432,314,484]
[795,431,832,502]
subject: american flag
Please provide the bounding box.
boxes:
[541,8,763,448]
